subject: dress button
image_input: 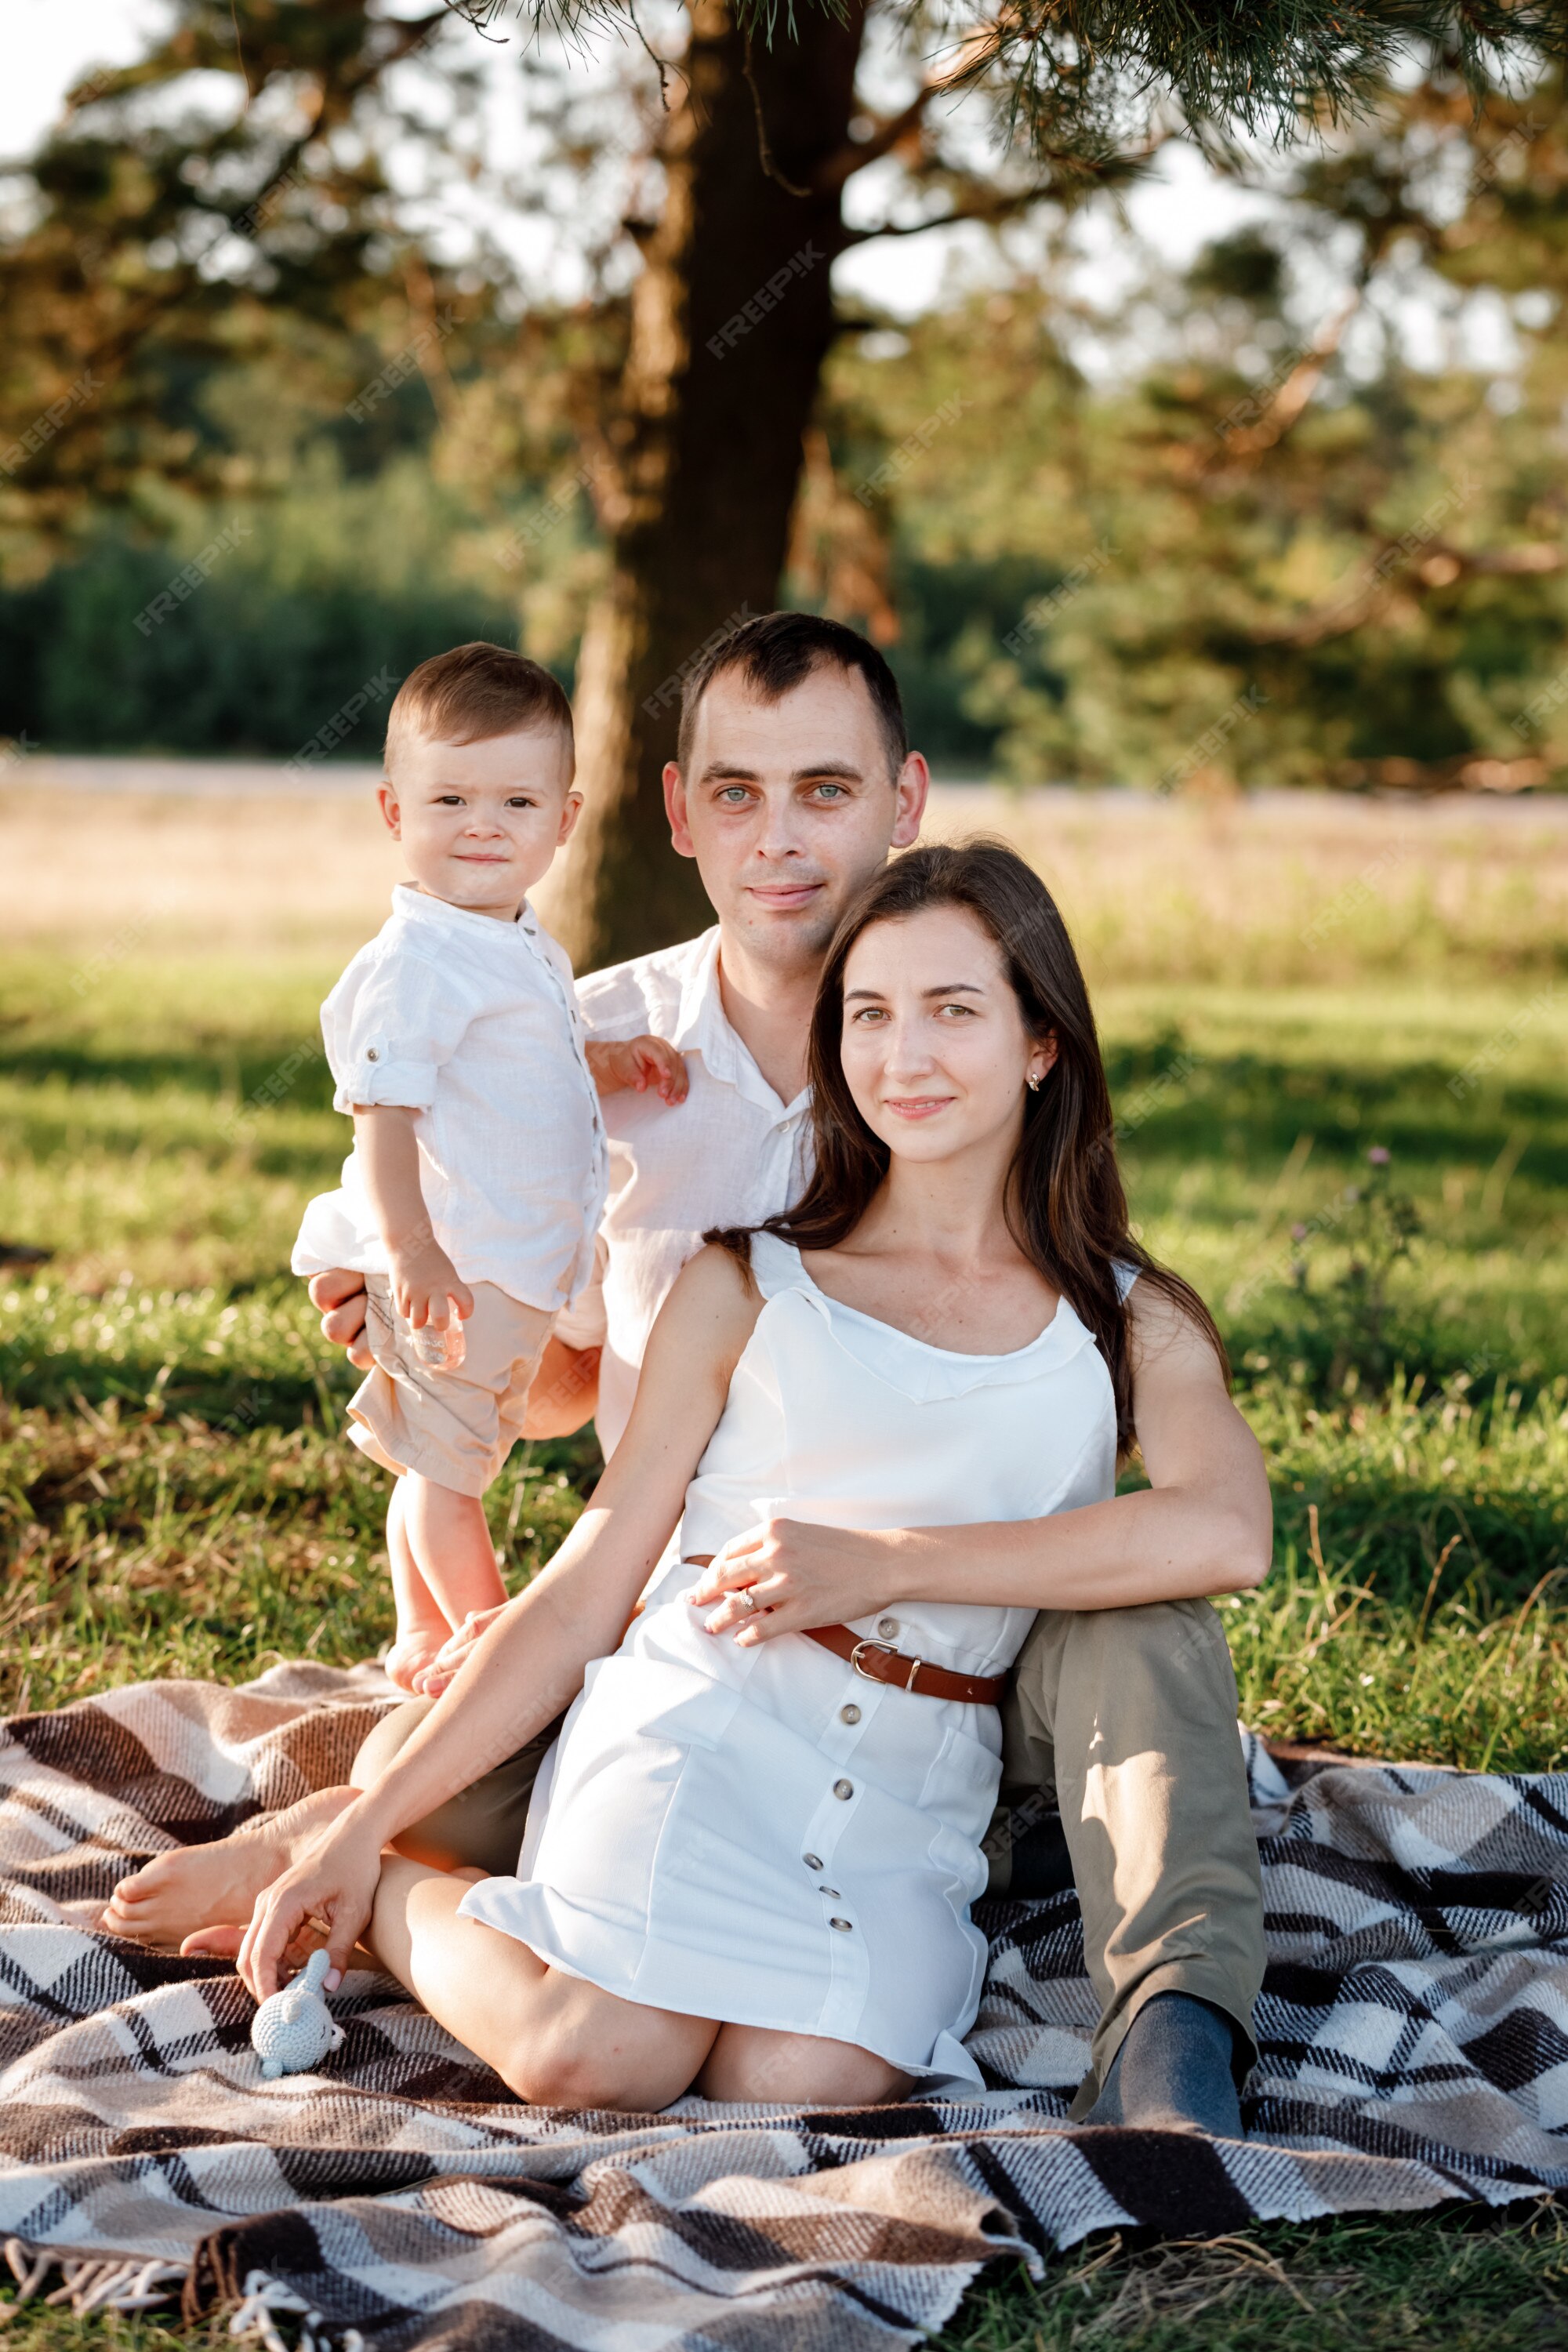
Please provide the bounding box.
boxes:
[803,1853,823,1871]
[829,1917,853,1933]
[833,1778,854,1801]
[819,1886,840,1898]
[877,1617,898,1639]
[365,1047,379,1062]
[840,1703,861,1726]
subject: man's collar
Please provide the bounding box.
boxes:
[670,926,808,1122]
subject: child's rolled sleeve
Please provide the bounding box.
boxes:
[332,952,470,1115]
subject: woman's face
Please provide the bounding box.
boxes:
[838,904,1056,1167]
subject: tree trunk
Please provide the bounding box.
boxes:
[551,0,865,971]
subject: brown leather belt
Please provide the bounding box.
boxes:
[681,1559,1007,1707]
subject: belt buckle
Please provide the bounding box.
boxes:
[849,1638,898,1682]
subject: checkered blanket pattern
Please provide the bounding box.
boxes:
[0,1664,1564,2350]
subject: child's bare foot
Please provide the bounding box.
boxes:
[383,1627,451,1693]
[99,1786,357,1948]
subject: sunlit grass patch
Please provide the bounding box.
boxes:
[0,1401,593,1715]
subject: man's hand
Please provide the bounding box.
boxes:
[388,1240,474,1332]
[586,1035,688,1105]
[680,1519,905,1646]
[309,1268,372,1370]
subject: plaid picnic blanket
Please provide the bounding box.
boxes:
[1,1663,1565,2351]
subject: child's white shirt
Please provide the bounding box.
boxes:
[292,885,607,1312]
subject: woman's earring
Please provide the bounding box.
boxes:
[1027,1071,1042,1092]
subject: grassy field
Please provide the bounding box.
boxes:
[2,779,1566,2347]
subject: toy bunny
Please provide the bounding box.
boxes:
[250,1947,345,2079]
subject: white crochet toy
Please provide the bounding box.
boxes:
[250,1948,345,2079]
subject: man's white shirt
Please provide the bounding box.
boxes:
[561,927,811,1457]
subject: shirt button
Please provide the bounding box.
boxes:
[819,1886,840,1898]
[803,1853,822,1871]
[840,1703,861,1726]
[833,1779,854,1801]
[829,1917,853,1933]
[365,1047,380,1062]
[877,1618,898,1639]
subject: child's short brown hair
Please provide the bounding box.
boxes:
[385,641,574,775]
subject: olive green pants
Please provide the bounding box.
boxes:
[357,1594,1264,2116]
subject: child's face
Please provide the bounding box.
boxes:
[379,727,580,917]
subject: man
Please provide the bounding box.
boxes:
[310,612,1268,2133]
[318,612,921,1455]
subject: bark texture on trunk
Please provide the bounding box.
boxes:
[553,0,865,971]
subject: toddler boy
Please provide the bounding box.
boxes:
[293,642,684,1689]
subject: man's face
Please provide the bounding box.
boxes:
[664,665,927,974]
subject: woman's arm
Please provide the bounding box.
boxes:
[687,1282,1272,1641]
[238,1245,760,1998]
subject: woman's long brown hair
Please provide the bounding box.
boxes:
[712,839,1226,1454]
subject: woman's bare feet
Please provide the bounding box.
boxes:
[98,1786,358,1948]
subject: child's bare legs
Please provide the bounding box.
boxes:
[383,1474,506,1693]
[383,1479,449,1690]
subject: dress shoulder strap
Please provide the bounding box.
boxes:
[746,1228,812,1302]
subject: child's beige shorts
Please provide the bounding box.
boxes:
[347,1275,555,1497]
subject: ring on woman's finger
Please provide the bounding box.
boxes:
[738,1587,759,1613]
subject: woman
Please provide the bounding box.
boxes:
[123,842,1269,2118]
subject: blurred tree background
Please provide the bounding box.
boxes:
[1,4,1565,954]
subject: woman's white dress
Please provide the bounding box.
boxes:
[459,1232,1131,2087]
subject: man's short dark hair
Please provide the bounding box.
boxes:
[677,612,908,779]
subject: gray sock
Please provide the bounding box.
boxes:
[1085,1991,1243,2136]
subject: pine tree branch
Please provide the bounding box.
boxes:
[490,0,1567,161]
[818,24,1002,193]
[818,83,942,193]
[838,124,1165,245]
[837,180,1054,245]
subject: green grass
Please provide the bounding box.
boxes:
[2,942,1566,2347]
[948,2202,1568,2351]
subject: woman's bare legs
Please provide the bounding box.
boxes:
[364,1856,718,2110]
[108,1824,919,2110]
[365,1857,911,2111]
[98,1784,359,1947]
[93,1679,503,1951]
[697,2024,911,2107]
